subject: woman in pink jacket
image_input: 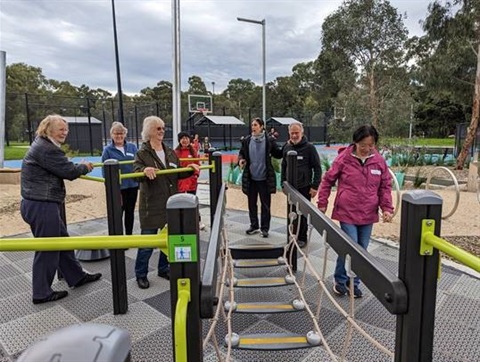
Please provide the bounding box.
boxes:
[317,125,393,298]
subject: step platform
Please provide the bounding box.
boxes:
[224,300,305,314]
[233,257,286,268]
[226,332,321,350]
[227,275,295,288]
[229,243,285,260]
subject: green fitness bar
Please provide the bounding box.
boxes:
[423,232,480,273]
[80,175,105,182]
[120,165,214,180]
[174,279,190,362]
[92,157,208,168]
[0,233,167,253]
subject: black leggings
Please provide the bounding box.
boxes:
[121,187,139,235]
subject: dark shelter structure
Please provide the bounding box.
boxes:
[266,117,327,144]
[194,115,247,150]
[63,117,103,153]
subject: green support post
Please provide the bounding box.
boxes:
[167,193,202,362]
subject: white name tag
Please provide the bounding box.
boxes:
[297,156,304,160]
[169,162,178,168]
[371,169,381,175]
[126,152,134,157]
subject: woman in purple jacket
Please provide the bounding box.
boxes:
[317,125,393,298]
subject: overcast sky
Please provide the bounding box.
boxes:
[0,0,432,95]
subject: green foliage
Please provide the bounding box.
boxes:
[320,155,331,172]
[4,144,28,160]
[60,144,79,158]
[413,168,427,188]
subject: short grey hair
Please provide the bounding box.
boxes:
[110,121,128,136]
[141,116,165,142]
[288,121,304,131]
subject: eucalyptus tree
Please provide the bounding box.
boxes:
[320,0,409,129]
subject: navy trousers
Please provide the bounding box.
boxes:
[21,199,85,299]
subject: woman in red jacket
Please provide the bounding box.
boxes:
[175,131,205,230]
[317,125,393,298]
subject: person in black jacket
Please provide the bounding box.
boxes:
[238,118,283,238]
[20,115,102,304]
[281,122,322,248]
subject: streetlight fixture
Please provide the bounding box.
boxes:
[211,81,215,95]
[237,17,266,122]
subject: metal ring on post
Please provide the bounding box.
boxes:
[425,166,460,219]
[388,168,401,218]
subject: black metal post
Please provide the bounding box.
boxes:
[86,98,94,156]
[285,150,298,271]
[25,93,33,144]
[111,0,124,124]
[395,190,443,362]
[102,102,108,147]
[208,151,222,226]
[166,193,202,362]
[111,99,116,123]
[104,159,128,315]
[134,104,139,147]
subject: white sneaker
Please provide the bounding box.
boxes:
[199,223,206,230]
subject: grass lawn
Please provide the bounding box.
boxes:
[384,138,455,147]
[4,143,29,160]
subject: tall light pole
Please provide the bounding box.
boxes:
[211,81,215,95]
[111,0,124,124]
[237,17,266,122]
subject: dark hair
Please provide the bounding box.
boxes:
[251,117,264,128]
[352,125,379,144]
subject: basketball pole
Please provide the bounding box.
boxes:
[172,0,181,149]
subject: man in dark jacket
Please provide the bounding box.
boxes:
[21,115,102,304]
[281,122,322,248]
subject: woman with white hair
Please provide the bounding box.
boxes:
[101,122,138,235]
[133,116,199,289]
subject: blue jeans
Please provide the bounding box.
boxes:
[135,228,169,279]
[334,223,373,287]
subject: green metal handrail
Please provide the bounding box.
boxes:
[421,219,480,273]
[120,164,214,180]
[80,175,105,182]
[91,157,209,168]
[174,278,191,362]
[0,227,168,254]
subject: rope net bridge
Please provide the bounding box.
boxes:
[201,199,395,362]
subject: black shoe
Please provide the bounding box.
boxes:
[158,270,170,280]
[246,227,260,235]
[298,240,307,248]
[74,273,102,288]
[261,230,269,238]
[33,291,68,304]
[137,277,150,289]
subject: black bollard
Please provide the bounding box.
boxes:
[104,159,128,315]
[208,150,222,226]
[167,193,202,362]
[395,190,442,362]
[286,150,298,272]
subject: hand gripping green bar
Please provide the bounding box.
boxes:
[421,219,480,273]
[175,278,191,362]
[120,164,214,180]
[91,157,209,168]
[0,226,169,256]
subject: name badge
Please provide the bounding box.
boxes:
[297,156,304,160]
[169,162,178,168]
[126,152,134,157]
[371,169,381,175]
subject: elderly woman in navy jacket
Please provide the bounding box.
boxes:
[238,118,283,238]
[21,115,102,304]
[102,122,138,235]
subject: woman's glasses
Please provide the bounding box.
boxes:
[157,126,165,131]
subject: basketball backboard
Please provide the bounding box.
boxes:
[188,94,213,114]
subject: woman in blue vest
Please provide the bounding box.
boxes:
[102,122,139,235]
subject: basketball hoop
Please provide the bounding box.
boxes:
[197,108,208,116]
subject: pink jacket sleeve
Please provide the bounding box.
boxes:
[378,162,394,214]
[317,159,342,210]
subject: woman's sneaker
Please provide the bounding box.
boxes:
[349,286,363,298]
